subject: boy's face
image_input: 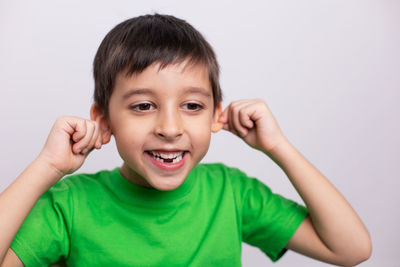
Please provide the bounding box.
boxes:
[98,61,222,191]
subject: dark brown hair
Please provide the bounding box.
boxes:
[93,13,222,117]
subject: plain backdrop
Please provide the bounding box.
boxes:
[1,0,399,266]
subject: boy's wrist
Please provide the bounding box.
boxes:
[33,155,65,184]
[262,136,295,168]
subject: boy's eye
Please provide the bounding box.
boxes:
[183,103,203,111]
[130,103,155,111]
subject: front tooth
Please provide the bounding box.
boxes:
[160,152,181,159]
[174,152,183,159]
[162,153,171,159]
[172,154,183,163]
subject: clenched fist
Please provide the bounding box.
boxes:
[37,117,106,177]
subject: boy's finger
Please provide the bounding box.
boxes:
[93,123,103,149]
[70,119,87,143]
[220,104,233,132]
[228,105,242,136]
[74,120,96,154]
[239,106,255,129]
[218,106,229,123]
[95,133,103,149]
[93,123,106,149]
[86,121,101,152]
[222,123,230,131]
[231,104,250,137]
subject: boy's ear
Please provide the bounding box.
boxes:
[211,102,224,133]
[90,104,112,145]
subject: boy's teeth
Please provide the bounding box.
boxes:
[160,152,181,159]
[151,151,182,158]
[149,151,184,162]
[172,153,183,163]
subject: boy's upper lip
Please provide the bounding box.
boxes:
[145,148,188,153]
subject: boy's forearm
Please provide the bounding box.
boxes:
[266,138,371,256]
[0,158,62,263]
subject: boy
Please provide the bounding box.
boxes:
[0,14,371,266]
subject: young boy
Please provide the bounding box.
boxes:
[0,14,371,266]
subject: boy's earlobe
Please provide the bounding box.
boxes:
[211,102,224,133]
[211,122,224,133]
[90,104,112,144]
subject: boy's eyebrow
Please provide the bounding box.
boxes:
[122,87,211,99]
[122,88,155,99]
[182,86,212,98]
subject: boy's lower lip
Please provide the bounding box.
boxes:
[144,151,187,171]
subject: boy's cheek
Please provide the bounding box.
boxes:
[188,126,213,149]
[184,120,213,136]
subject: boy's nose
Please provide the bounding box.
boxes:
[154,110,183,141]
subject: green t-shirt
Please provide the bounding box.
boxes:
[11,163,308,266]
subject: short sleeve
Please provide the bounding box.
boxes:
[239,172,308,262]
[10,178,73,266]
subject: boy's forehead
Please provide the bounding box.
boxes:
[128,60,208,78]
[115,61,212,94]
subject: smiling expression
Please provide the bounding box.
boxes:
[104,61,222,191]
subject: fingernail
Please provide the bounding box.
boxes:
[82,148,89,154]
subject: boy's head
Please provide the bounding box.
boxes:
[90,14,224,191]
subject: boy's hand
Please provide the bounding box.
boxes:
[219,99,287,153]
[37,116,104,178]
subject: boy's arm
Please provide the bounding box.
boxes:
[1,248,24,267]
[0,159,60,266]
[269,138,371,266]
[218,99,372,266]
[0,117,105,264]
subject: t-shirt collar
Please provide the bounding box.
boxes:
[109,166,198,208]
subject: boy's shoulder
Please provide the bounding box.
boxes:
[195,162,248,177]
[194,162,257,188]
[49,168,120,196]
[61,168,118,183]
[59,167,115,181]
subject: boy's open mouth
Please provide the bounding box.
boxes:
[145,151,186,164]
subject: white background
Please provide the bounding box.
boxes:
[1,0,399,266]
